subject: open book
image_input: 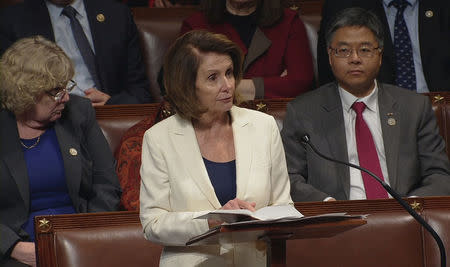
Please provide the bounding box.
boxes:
[195,205,304,223]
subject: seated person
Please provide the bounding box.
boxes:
[115,101,175,211]
[179,0,314,100]
[317,0,450,92]
[281,8,450,202]
[0,36,122,267]
[0,0,152,105]
[152,0,199,7]
[125,0,199,7]
[140,30,292,266]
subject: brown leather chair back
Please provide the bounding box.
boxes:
[35,211,163,267]
[132,7,199,102]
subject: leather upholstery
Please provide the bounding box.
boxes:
[35,197,450,267]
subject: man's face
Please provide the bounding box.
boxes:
[48,0,74,6]
[328,26,382,97]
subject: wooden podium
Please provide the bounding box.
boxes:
[186,215,366,267]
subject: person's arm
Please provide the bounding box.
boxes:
[260,15,314,99]
[106,7,151,104]
[280,102,330,201]
[0,223,22,261]
[407,97,450,196]
[267,116,293,205]
[10,242,36,267]
[80,100,122,211]
[139,129,210,246]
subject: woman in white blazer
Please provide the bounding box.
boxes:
[139,30,292,267]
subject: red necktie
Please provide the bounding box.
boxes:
[352,102,388,199]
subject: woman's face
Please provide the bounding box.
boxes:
[226,0,258,14]
[27,88,70,126]
[195,52,235,117]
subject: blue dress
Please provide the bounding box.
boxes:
[21,128,75,241]
[203,157,236,206]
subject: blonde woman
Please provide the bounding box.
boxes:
[0,36,121,267]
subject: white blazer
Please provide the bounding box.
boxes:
[140,106,292,267]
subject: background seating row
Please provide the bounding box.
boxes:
[132,7,322,101]
[35,196,450,267]
[96,93,450,161]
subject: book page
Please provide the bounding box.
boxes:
[252,205,303,221]
[194,205,303,223]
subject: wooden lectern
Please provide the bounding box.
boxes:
[186,215,366,267]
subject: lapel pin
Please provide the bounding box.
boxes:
[96,14,105,22]
[425,10,433,18]
[387,117,396,126]
[69,148,78,156]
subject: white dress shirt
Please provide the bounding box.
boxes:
[382,0,429,93]
[46,0,96,95]
[338,81,391,200]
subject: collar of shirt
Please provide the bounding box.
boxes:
[383,0,418,9]
[46,0,87,21]
[338,80,379,114]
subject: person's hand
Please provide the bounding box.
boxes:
[280,69,287,77]
[207,198,257,228]
[236,79,256,101]
[84,88,111,106]
[221,198,256,211]
[10,242,36,267]
[324,197,337,202]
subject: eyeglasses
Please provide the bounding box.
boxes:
[46,80,77,102]
[329,46,382,58]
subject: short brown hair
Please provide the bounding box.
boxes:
[164,30,243,120]
[201,0,283,27]
[0,36,74,115]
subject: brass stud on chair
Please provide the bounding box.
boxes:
[410,201,422,212]
[433,95,444,103]
[38,218,52,232]
[256,102,267,112]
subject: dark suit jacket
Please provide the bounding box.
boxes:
[281,82,450,202]
[0,0,152,104]
[0,96,122,260]
[181,9,314,98]
[317,0,450,92]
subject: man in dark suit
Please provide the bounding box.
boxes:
[281,7,450,202]
[0,0,152,105]
[317,0,450,92]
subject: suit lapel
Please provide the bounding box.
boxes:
[417,0,436,90]
[243,28,271,72]
[83,0,101,54]
[0,111,30,207]
[374,0,396,80]
[321,85,350,198]
[81,0,105,90]
[170,115,222,209]
[54,117,82,206]
[30,0,55,41]
[378,83,400,189]
[230,107,252,200]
